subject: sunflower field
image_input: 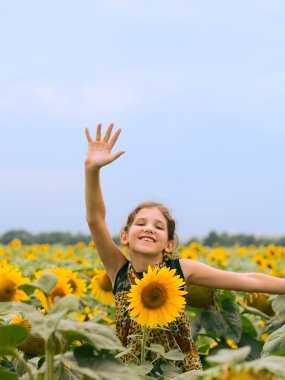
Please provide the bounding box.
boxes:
[1,240,285,380]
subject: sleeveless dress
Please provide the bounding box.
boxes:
[113,258,202,371]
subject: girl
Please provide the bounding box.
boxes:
[85,123,285,372]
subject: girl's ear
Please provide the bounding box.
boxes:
[120,230,129,246]
[164,240,175,253]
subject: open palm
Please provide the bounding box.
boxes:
[85,123,125,169]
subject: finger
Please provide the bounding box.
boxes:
[85,128,93,142]
[96,123,102,141]
[109,128,122,148]
[111,150,126,162]
[103,123,114,142]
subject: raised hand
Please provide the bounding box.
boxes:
[85,123,125,169]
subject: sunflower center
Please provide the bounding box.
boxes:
[141,282,167,309]
[50,287,66,302]
[0,279,17,301]
[68,279,77,292]
[98,274,113,292]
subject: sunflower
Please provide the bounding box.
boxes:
[65,270,87,298]
[34,268,73,309]
[8,239,22,248]
[10,314,45,355]
[185,283,215,308]
[127,265,187,328]
[90,269,115,305]
[75,306,114,324]
[0,260,29,302]
[44,268,87,298]
[74,256,90,266]
[245,292,274,316]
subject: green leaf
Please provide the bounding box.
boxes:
[239,333,263,360]
[241,315,257,338]
[28,310,67,341]
[160,363,183,376]
[242,355,285,377]
[271,295,285,317]
[262,324,285,356]
[60,349,140,380]
[37,273,58,294]
[115,347,133,359]
[23,295,80,341]
[51,294,79,314]
[163,349,185,361]
[19,273,58,296]
[220,298,242,342]
[0,301,35,316]
[147,343,165,355]
[171,369,205,379]
[0,325,29,354]
[58,320,122,351]
[129,362,153,376]
[206,345,251,365]
[199,306,227,337]
[215,289,235,303]
[0,367,19,380]
[238,300,270,319]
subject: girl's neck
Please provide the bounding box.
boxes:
[129,252,163,273]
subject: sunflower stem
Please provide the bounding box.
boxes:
[14,349,34,380]
[46,295,52,313]
[141,325,149,365]
[45,336,55,380]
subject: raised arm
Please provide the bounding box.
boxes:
[180,259,285,294]
[85,123,127,284]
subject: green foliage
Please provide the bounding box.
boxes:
[0,229,92,244]
[196,230,285,247]
[60,345,139,380]
[0,367,19,380]
[0,325,29,355]
[192,298,242,343]
[58,319,122,351]
[206,346,251,365]
[262,324,285,356]
[19,273,58,296]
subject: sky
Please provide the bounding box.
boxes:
[1,0,285,242]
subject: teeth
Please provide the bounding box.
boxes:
[141,237,154,242]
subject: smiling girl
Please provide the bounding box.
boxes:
[85,123,285,372]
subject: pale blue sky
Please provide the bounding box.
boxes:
[1,0,285,242]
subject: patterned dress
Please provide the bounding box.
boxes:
[113,258,202,371]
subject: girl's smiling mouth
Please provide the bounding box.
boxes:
[139,236,156,242]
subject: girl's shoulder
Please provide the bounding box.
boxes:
[165,258,185,280]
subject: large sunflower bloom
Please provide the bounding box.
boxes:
[90,269,114,305]
[0,260,29,302]
[127,265,187,328]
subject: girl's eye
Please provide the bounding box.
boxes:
[156,226,163,230]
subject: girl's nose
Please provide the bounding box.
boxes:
[144,225,154,233]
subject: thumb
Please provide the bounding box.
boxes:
[111,150,126,162]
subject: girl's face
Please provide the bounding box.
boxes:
[120,207,174,256]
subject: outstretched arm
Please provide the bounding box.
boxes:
[85,123,127,284]
[180,259,285,294]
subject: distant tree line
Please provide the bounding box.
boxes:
[186,231,285,247]
[0,229,285,246]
